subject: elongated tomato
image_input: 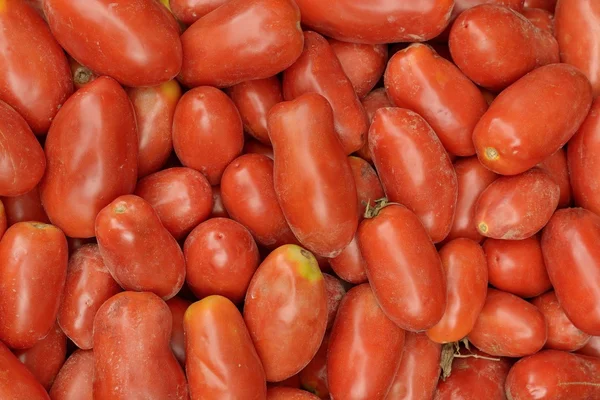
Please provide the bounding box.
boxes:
[0,341,50,400]
[537,148,572,208]
[348,156,385,220]
[356,88,392,162]
[49,350,94,400]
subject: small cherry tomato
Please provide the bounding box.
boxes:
[49,350,94,400]
[166,296,190,366]
[0,341,49,400]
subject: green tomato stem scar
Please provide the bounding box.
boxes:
[478,222,489,234]
[485,147,499,161]
[114,205,127,214]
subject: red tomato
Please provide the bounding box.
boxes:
[348,156,385,220]
[328,284,405,400]
[283,31,368,155]
[0,200,5,240]
[0,341,50,400]
[210,186,229,218]
[542,208,600,335]
[179,0,303,87]
[522,7,554,33]
[468,288,547,357]
[166,296,190,366]
[327,234,368,284]
[172,86,244,185]
[0,100,46,196]
[267,387,320,400]
[524,0,556,11]
[244,244,327,382]
[40,76,138,238]
[452,0,525,19]
[1,186,50,226]
[578,336,600,358]
[369,108,458,243]
[170,0,229,25]
[268,93,358,258]
[537,148,572,208]
[44,0,182,87]
[95,195,186,300]
[49,350,94,400]
[473,63,592,175]
[356,88,392,162]
[68,56,97,91]
[323,274,346,331]
[298,333,329,398]
[243,139,274,159]
[184,295,266,399]
[0,222,67,349]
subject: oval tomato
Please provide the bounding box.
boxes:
[267,387,320,400]
[298,333,329,398]
[348,156,385,220]
[356,88,392,162]
[210,186,229,218]
[1,187,49,226]
[166,297,190,366]
[170,0,229,25]
[327,234,368,284]
[0,341,50,400]
[522,7,554,33]
[49,350,94,400]
[323,274,346,331]
[524,0,556,10]
[537,148,572,208]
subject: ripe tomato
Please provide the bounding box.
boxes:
[0,341,50,400]
[524,0,556,11]
[170,0,229,25]
[323,274,346,330]
[348,156,385,220]
[327,234,368,284]
[356,88,392,162]
[522,7,554,33]
[267,387,320,400]
[578,336,600,358]
[537,148,572,208]
[49,350,94,400]
[298,333,329,398]
[166,297,190,366]
[1,187,49,226]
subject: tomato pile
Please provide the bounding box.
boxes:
[1,0,600,399]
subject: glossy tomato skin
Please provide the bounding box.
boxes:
[57,244,121,349]
[95,195,186,300]
[267,387,320,400]
[0,222,68,349]
[0,341,49,400]
[40,76,138,238]
[0,100,46,196]
[483,236,552,298]
[467,289,547,357]
[244,245,327,382]
[166,297,190,366]
[328,284,405,400]
[170,0,229,25]
[172,86,243,185]
[179,0,303,87]
[538,148,572,208]
[348,156,385,220]
[506,350,600,400]
[522,7,554,33]
[1,187,49,226]
[369,108,457,243]
[298,333,329,398]
[356,88,392,162]
[542,208,600,335]
[327,234,368,284]
[93,292,189,400]
[127,80,181,178]
[49,350,94,400]
[473,63,592,175]
[475,168,560,240]
[283,31,368,155]
[0,0,72,134]
[323,274,346,331]
[385,44,488,157]
[44,0,182,87]
[135,167,213,240]
[268,93,358,258]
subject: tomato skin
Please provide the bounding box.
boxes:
[183,218,260,304]
[95,195,186,300]
[467,289,547,357]
[244,244,327,382]
[49,350,94,400]
[93,292,188,400]
[298,333,329,398]
[475,168,560,240]
[221,154,297,249]
[172,86,244,185]
[578,336,600,358]
[522,7,554,33]
[267,387,320,400]
[184,295,266,400]
[283,31,368,155]
[179,0,303,88]
[327,235,368,284]
[385,43,488,157]
[44,0,181,87]
[473,64,592,176]
[135,167,213,240]
[369,108,458,243]
[268,93,358,258]
[244,139,274,160]
[356,88,392,162]
[531,291,591,351]
[0,100,46,196]
[538,148,572,208]
[0,222,67,349]
[483,236,552,298]
[170,0,229,25]
[328,284,405,400]
[506,350,600,400]
[386,333,441,400]
[323,274,346,331]
[541,208,600,335]
[57,244,121,350]
[524,0,556,11]
[348,156,385,221]
[166,296,191,366]
[1,187,50,226]
[427,239,488,344]
[0,341,50,400]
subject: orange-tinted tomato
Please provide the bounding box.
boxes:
[1,186,50,226]
[579,336,600,358]
[298,333,329,398]
[356,88,392,162]
[323,274,346,331]
[170,0,229,25]
[522,7,554,33]
[537,148,572,208]
[166,296,190,366]
[49,350,94,400]
[524,0,556,11]
[327,234,368,284]
[348,156,385,220]
[210,186,229,218]
[243,138,275,159]
[0,341,49,400]
[267,387,320,400]
[68,56,97,91]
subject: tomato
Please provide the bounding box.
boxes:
[57,244,121,349]
[452,0,525,19]
[449,4,558,91]
[1,187,49,226]
[184,295,266,399]
[170,0,229,25]
[323,274,346,331]
[468,289,547,357]
[356,88,392,162]
[135,167,213,240]
[531,291,591,351]
[297,333,329,398]
[0,341,49,400]
[475,168,560,240]
[179,0,303,87]
[473,63,592,175]
[268,93,358,258]
[348,156,385,220]
[369,108,457,243]
[524,0,556,11]
[0,222,67,349]
[227,76,283,145]
[522,7,554,33]
[95,195,186,300]
[244,139,274,160]
[172,86,244,185]
[283,31,368,155]
[221,154,297,249]
[68,56,97,91]
[542,208,600,335]
[244,244,327,382]
[0,200,5,240]
[579,336,600,358]
[386,332,441,400]
[0,100,46,196]
[210,186,229,218]
[166,296,190,366]
[44,0,182,87]
[483,236,552,298]
[427,239,488,344]
[267,387,320,400]
[506,350,600,400]
[328,234,368,284]
[328,284,405,400]
[93,292,188,400]
[537,148,572,208]
[385,43,488,157]
[0,0,72,134]
[184,217,260,304]
[49,350,94,400]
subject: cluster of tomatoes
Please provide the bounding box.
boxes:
[1,0,600,399]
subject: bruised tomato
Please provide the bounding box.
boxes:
[0,341,50,400]
[49,350,94,400]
